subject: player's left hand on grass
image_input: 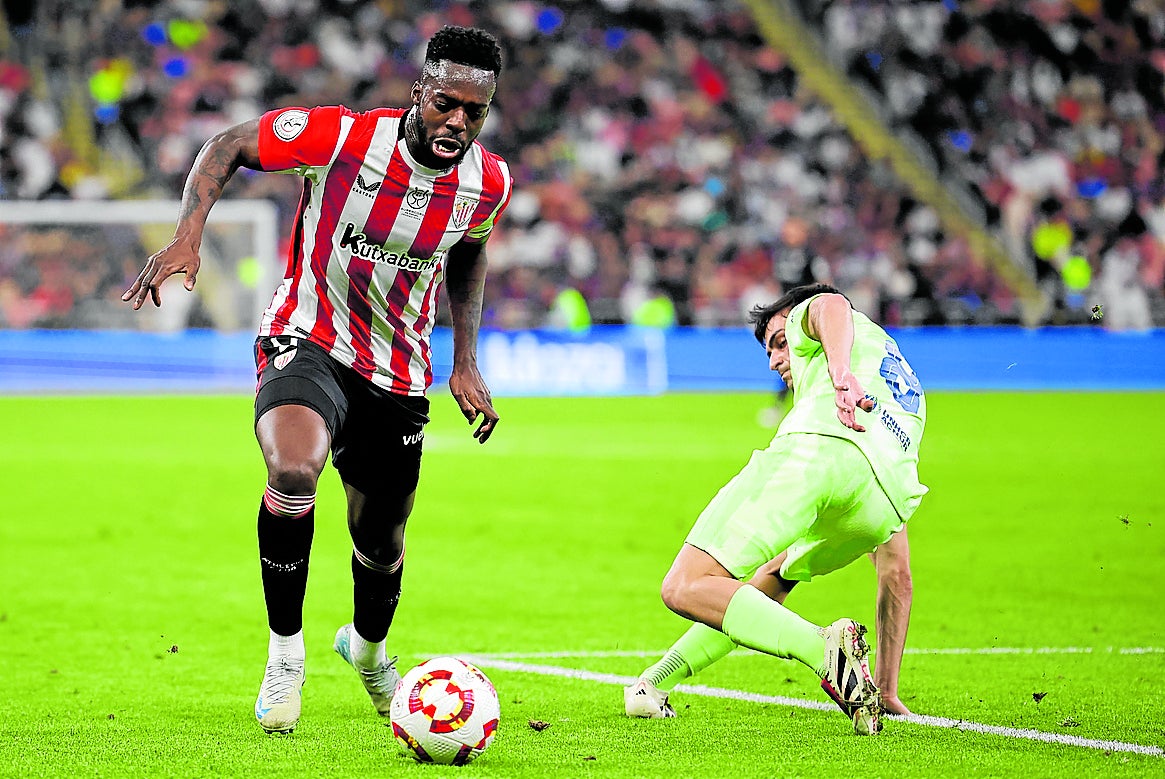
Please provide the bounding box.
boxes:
[449,365,499,443]
[830,368,874,432]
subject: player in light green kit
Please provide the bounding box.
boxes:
[625,284,926,735]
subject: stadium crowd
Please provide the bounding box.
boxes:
[802,0,1165,329]
[1,0,1162,330]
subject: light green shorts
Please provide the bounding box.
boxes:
[685,433,904,581]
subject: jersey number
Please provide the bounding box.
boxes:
[879,340,922,413]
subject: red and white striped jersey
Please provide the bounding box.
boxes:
[255,105,512,395]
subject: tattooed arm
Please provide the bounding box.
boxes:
[123,119,262,309]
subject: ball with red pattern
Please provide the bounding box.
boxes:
[389,656,500,765]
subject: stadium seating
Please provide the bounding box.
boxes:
[796,0,1165,327]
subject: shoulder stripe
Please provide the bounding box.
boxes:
[465,154,511,242]
[262,114,355,338]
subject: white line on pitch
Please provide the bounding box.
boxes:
[475,646,1165,659]
[464,656,1164,758]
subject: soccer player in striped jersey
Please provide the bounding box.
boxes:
[625,284,925,735]
[124,26,511,734]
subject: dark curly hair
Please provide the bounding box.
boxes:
[425,25,503,77]
[747,283,843,344]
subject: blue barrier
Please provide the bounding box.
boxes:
[0,329,257,394]
[1,326,1163,394]
[471,328,667,395]
[664,326,1165,392]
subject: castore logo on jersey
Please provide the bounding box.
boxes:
[354,174,382,196]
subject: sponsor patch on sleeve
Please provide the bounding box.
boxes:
[273,109,309,142]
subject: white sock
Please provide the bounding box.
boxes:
[349,627,387,669]
[268,630,305,661]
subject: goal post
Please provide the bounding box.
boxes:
[0,198,281,332]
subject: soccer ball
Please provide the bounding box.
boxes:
[389,656,500,765]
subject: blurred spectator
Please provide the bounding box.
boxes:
[546,285,592,333]
[1096,216,1154,331]
[802,0,1165,328]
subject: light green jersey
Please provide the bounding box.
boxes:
[774,296,928,521]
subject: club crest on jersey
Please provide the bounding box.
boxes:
[451,196,477,229]
[273,109,309,141]
[405,187,431,212]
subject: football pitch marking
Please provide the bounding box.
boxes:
[479,646,1165,659]
[466,655,1165,758]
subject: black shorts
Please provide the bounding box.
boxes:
[254,335,430,497]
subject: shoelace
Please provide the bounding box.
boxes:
[357,658,399,695]
[261,657,303,704]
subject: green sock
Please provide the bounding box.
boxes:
[642,623,737,692]
[721,584,826,677]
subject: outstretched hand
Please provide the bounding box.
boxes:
[122,237,201,310]
[449,363,499,443]
[830,368,875,432]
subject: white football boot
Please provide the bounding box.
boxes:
[333,623,401,716]
[624,679,678,718]
[255,655,305,734]
[819,618,883,735]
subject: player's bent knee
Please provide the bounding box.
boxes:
[266,461,322,497]
[659,571,692,617]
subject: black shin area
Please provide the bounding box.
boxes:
[351,549,404,644]
[257,501,315,636]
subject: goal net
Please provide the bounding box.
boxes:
[0,199,280,332]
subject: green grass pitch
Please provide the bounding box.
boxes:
[1,391,1163,778]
